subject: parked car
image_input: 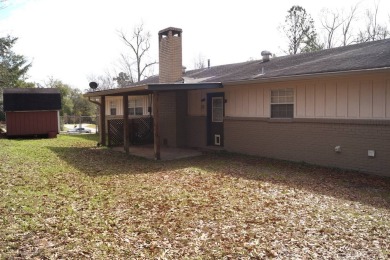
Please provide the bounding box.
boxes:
[67,127,92,134]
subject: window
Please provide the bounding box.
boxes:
[212,97,223,122]
[110,101,116,115]
[271,88,294,118]
[128,96,144,116]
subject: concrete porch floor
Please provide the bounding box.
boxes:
[111,144,204,160]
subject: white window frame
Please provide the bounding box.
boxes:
[212,97,224,122]
[270,88,294,118]
[110,101,117,115]
[128,96,144,116]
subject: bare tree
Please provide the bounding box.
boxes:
[357,2,389,42]
[319,4,359,48]
[118,23,156,83]
[193,53,206,69]
[320,8,344,48]
[87,70,116,91]
[340,4,359,46]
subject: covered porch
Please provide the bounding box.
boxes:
[84,82,222,160]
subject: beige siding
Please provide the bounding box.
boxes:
[315,82,325,117]
[296,85,306,117]
[235,88,243,116]
[242,86,249,116]
[336,81,348,117]
[105,95,151,116]
[373,79,386,118]
[188,90,202,116]
[263,86,271,116]
[256,87,264,117]
[248,87,257,116]
[187,89,224,117]
[360,80,373,118]
[387,79,390,118]
[325,81,337,117]
[347,80,360,118]
[187,72,390,120]
[305,83,315,117]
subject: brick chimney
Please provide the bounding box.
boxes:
[158,27,182,83]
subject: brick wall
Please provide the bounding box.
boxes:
[158,91,188,147]
[159,28,182,83]
[176,91,188,147]
[224,117,390,176]
[159,92,177,146]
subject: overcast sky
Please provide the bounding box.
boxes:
[0,0,389,91]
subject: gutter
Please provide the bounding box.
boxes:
[83,82,223,97]
[146,82,222,91]
[84,85,147,97]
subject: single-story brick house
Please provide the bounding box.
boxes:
[3,88,62,138]
[85,27,390,176]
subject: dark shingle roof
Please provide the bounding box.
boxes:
[3,88,61,112]
[135,38,390,86]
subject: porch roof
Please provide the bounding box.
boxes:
[84,82,223,98]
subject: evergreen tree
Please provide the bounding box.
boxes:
[45,78,96,117]
[0,36,33,89]
[281,6,322,54]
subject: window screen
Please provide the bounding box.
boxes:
[271,88,294,118]
[128,97,144,116]
[110,101,117,115]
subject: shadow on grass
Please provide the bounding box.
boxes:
[211,153,390,209]
[59,133,100,142]
[48,143,390,210]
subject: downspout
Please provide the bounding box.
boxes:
[88,97,101,106]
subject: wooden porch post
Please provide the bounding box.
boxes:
[153,91,161,160]
[100,96,106,146]
[123,94,129,154]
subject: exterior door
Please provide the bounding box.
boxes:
[207,92,224,146]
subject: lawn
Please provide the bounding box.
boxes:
[1,135,389,259]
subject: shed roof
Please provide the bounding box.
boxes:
[3,88,62,112]
[3,88,60,94]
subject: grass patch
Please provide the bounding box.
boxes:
[1,135,389,258]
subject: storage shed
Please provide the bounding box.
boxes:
[3,88,62,138]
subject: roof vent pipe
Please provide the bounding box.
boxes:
[261,50,272,62]
[208,59,210,69]
[182,66,186,74]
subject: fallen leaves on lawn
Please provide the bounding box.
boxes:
[0,135,389,259]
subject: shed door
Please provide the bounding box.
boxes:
[207,93,224,146]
